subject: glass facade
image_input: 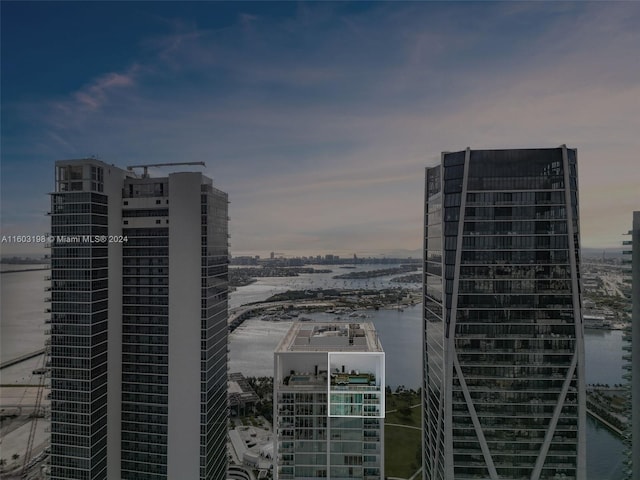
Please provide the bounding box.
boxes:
[423,164,445,480]
[50,167,109,480]
[424,147,585,480]
[276,387,383,480]
[277,391,329,480]
[199,184,230,480]
[622,211,639,480]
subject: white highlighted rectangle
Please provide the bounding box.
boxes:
[327,352,385,418]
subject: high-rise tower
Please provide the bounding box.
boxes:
[622,211,639,480]
[423,147,586,479]
[273,322,385,480]
[49,159,229,480]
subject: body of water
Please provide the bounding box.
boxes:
[0,267,626,478]
[228,271,627,480]
[0,268,47,363]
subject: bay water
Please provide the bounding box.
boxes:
[0,266,627,478]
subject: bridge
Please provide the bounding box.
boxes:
[228,300,335,332]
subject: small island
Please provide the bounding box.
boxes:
[229,266,332,287]
[332,264,419,279]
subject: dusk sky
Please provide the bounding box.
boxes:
[1,1,639,257]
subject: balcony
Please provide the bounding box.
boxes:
[330,385,381,395]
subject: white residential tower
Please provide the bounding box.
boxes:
[274,322,385,480]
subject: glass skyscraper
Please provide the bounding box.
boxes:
[49,159,229,480]
[622,211,639,480]
[423,147,586,479]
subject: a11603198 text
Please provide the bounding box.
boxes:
[1,235,128,244]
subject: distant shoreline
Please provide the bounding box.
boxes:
[1,267,49,274]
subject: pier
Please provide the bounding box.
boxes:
[586,387,628,438]
[586,408,624,437]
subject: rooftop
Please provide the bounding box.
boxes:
[228,372,260,409]
[276,322,383,353]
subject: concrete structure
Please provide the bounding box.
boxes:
[423,147,586,479]
[273,322,384,480]
[229,372,260,416]
[622,211,639,480]
[48,159,229,480]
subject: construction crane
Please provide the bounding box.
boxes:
[126,162,206,178]
[21,353,47,477]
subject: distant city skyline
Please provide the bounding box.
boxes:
[2,2,639,256]
[0,245,630,262]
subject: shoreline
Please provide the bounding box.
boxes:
[0,267,49,274]
[587,409,625,438]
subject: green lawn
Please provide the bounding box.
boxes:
[385,391,422,478]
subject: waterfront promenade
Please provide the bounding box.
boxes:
[586,387,628,438]
[587,408,624,437]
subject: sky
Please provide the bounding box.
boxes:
[1,1,639,258]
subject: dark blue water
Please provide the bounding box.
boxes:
[587,415,625,479]
[584,329,626,479]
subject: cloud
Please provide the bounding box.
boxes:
[45,66,141,134]
[74,71,135,109]
[3,2,639,255]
